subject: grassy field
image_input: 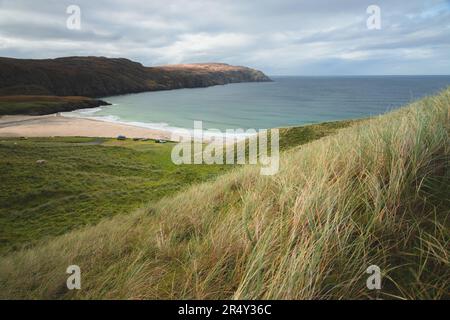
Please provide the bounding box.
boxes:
[0,88,448,299]
[0,95,108,115]
[0,120,353,254]
[0,137,229,254]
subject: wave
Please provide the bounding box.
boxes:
[62,107,255,140]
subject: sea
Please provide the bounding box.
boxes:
[63,75,450,132]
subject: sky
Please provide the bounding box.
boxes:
[0,0,449,75]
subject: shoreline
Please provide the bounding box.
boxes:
[0,113,257,141]
[0,113,174,141]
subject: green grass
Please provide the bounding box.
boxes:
[0,101,62,115]
[1,88,448,299]
[0,121,353,254]
[0,95,106,115]
[278,119,357,151]
[0,137,229,253]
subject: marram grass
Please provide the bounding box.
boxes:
[0,88,449,299]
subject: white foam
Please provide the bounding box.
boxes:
[62,109,256,140]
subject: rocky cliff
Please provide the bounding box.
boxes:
[0,57,271,97]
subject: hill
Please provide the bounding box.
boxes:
[0,119,354,254]
[0,88,448,299]
[0,95,110,115]
[0,57,271,97]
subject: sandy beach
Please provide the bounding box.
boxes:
[0,114,174,140]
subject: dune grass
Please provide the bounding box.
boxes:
[0,88,449,299]
[0,120,352,255]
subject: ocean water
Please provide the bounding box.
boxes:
[65,76,450,131]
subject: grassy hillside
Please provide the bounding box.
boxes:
[0,120,353,254]
[0,57,270,97]
[0,89,448,299]
[0,137,229,254]
[0,95,109,115]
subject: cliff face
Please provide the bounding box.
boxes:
[0,57,271,97]
[146,63,271,90]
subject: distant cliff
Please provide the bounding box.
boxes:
[0,57,271,97]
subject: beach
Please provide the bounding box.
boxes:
[0,113,173,140]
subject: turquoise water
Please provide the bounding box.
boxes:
[66,76,450,131]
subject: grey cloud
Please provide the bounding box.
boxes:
[0,0,449,74]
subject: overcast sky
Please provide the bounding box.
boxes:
[0,0,449,75]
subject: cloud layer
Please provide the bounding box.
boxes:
[0,0,449,75]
